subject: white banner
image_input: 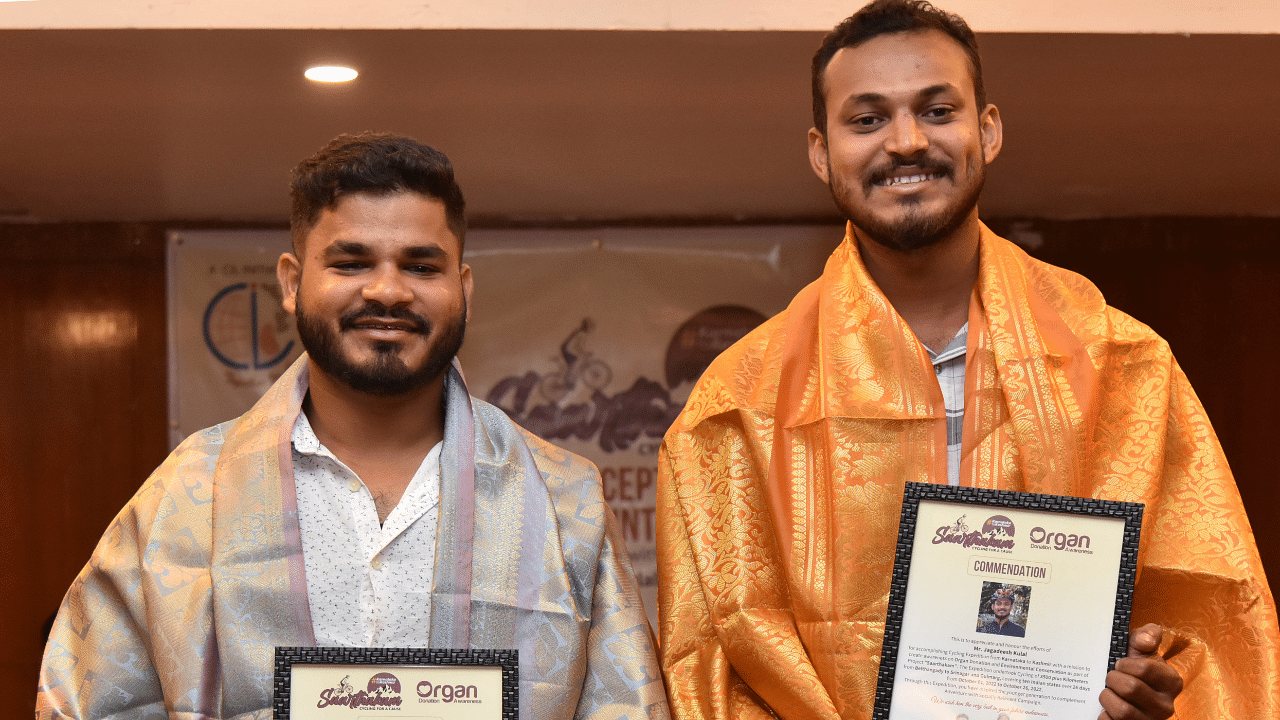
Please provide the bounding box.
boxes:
[166,225,841,625]
[166,230,301,448]
[459,226,839,623]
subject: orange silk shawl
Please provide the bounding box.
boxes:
[657,224,1279,719]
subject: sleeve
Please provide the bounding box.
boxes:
[575,501,672,720]
[1128,364,1280,718]
[656,443,778,720]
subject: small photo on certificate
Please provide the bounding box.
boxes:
[872,483,1143,720]
[974,583,1031,638]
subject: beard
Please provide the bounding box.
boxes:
[295,297,466,396]
[829,154,984,253]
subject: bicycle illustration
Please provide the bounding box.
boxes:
[539,318,613,403]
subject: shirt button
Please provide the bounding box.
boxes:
[935,364,943,375]
[349,480,362,492]
[371,556,383,570]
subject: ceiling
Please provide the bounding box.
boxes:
[1,29,1277,224]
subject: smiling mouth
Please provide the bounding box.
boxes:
[350,321,422,334]
[339,303,430,336]
[874,171,946,187]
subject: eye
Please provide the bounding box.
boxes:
[405,263,442,276]
[330,260,368,272]
[848,113,885,133]
[923,105,956,122]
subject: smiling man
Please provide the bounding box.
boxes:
[977,589,1025,638]
[38,133,669,720]
[657,2,1278,719]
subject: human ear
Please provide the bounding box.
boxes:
[460,264,474,322]
[980,103,1003,164]
[277,252,302,315]
[808,128,831,184]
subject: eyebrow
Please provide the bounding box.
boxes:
[323,241,373,258]
[402,246,448,260]
[845,84,959,106]
[916,84,957,100]
[322,241,448,260]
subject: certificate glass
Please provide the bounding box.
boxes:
[873,483,1142,720]
[274,648,518,720]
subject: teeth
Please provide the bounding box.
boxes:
[880,172,943,187]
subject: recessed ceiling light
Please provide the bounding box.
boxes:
[305,66,358,83]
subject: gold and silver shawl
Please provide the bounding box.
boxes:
[39,357,669,720]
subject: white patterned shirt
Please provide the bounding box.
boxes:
[927,323,967,486]
[292,410,442,646]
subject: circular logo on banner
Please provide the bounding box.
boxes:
[665,305,767,388]
[202,282,295,370]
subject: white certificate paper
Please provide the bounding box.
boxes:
[289,665,503,720]
[876,486,1142,720]
[274,648,516,720]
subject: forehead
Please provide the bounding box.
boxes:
[303,191,460,257]
[823,29,977,107]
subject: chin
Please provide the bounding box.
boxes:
[857,212,959,252]
[831,169,984,251]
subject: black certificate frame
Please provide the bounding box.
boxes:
[871,482,1143,720]
[273,647,518,720]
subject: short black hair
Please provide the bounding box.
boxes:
[289,132,467,254]
[811,0,986,135]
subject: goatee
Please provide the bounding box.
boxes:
[295,299,466,396]
[830,156,984,253]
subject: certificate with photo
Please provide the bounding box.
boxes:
[274,647,518,720]
[872,483,1143,720]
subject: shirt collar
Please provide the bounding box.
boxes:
[291,407,323,455]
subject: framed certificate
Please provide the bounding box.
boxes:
[872,483,1143,720]
[274,647,518,720]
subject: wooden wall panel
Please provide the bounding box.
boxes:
[3,219,1277,720]
[1,224,169,720]
[992,217,1280,595]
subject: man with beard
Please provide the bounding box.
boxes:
[38,133,669,720]
[657,1,1278,719]
[977,589,1024,638]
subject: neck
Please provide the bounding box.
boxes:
[855,213,981,352]
[303,362,446,461]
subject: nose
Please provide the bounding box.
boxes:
[362,264,413,307]
[884,113,928,157]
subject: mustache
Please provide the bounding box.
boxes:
[867,158,952,185]
[339,303,428,333]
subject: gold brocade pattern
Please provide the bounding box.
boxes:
[657,225,1279,719]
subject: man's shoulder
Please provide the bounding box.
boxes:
[668,302,794,433]
[470,395,600,486]
[156,414,247,478]
[92,417,242,548]
[994,235,1172,353]
[469,395,612,545]
[141,356,303,510]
